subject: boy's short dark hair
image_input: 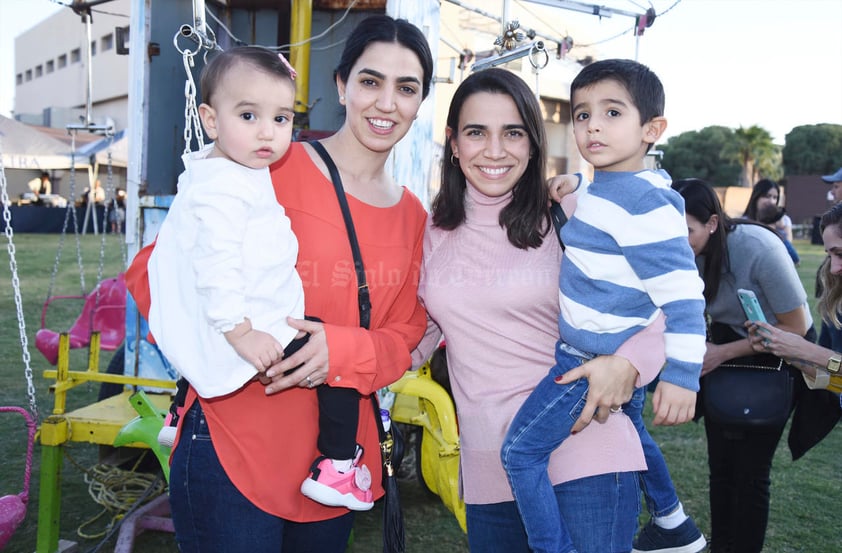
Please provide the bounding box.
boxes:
[200,46,295,106]
[570,59,665,125]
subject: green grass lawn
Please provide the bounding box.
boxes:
[1,235,839,552]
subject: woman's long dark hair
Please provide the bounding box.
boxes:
[432,68,549,249]
[672,178,730,304]
[743,178,780,221]
[674,178,783,305]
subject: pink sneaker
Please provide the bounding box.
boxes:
[300,447,374,511]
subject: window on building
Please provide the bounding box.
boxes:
[71,48,81,63]
[46,60,54,73]
[58,54,67,68]
[102,33,114,51]
[16,74,23,85]
[25,69,32,82]
[91,40,97,56]
[35,65,43,77]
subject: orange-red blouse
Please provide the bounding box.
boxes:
[126,142,427,521]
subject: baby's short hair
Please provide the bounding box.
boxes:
[200,46,295,106]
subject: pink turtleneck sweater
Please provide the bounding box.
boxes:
[414,184,665,505]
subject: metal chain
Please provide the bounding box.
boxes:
[105,147,127,267]
[69,132,87,291]
[181,49,204,155]
[0,149,39,419]
[97,140,113,288]
[47,130,86,300]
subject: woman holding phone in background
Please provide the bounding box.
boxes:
[748,203,842,397]
[673,178,820,553]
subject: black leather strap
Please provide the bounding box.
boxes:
[307,141,385,443]
[550,200,567,250]
[308,140,371,330]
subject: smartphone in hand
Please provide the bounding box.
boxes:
[737,289,767,324]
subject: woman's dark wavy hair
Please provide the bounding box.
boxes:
[432,68,549,249]
[200,46,296,106]
[673,178,780,305]
[819,203,842,326]
[743,178,780,221]
[334,15,434,100]
[672,178,730,304]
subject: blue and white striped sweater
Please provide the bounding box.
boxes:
[559,170,707,392]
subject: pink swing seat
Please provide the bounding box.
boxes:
[0,406,37,549]
[35,273,127,366]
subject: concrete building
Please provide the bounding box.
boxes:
[14,0,131,130]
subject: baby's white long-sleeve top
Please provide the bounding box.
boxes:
[148,144,304,397]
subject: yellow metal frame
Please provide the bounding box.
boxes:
[389,363,466,532]
[36,331,176,553]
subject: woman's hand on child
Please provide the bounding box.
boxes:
[263,317,329,395]
[556,354,637,432]
[651,381,695,425]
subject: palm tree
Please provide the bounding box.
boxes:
[732,125,779,186]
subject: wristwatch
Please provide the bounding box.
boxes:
[826,354,841,373]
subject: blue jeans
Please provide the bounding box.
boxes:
[502,343,657,553]
[169,402,355,553]
[628,387,680,517]
[466,472,640,553]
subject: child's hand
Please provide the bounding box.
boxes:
[651,380,696,426]
[224,318,284,371]
[547,174,579,203]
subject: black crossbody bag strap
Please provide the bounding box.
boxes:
[550,200,567,250]
[309,140,372,331]
[308,141,404,552]
[308,138,392,437]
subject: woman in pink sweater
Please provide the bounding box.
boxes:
[414,68,665,552]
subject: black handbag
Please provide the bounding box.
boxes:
[701,322,794,428]
[309,140,406,553]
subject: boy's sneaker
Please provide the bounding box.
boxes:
[632,516,707,553]
[300,446,374,511]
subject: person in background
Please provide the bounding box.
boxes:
[26,171,51,203]
[89,180,106,204]
[126,15,433,552]
[814,167,842,370]
[414,66,668,553]
[742,178,799,264]
[673,177,837,553]
[109,189,126,233]
[80,179,106,206]
[748,202,842,400]
[823,167,842,206]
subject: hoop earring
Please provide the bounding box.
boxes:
[450,154,459,167]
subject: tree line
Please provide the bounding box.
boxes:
[659,123,842,187]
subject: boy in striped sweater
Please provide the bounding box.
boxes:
[501,59,707,553]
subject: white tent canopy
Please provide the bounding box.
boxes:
[0,114,76,170]
[75,128,129,168]
[0,115,128,170]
